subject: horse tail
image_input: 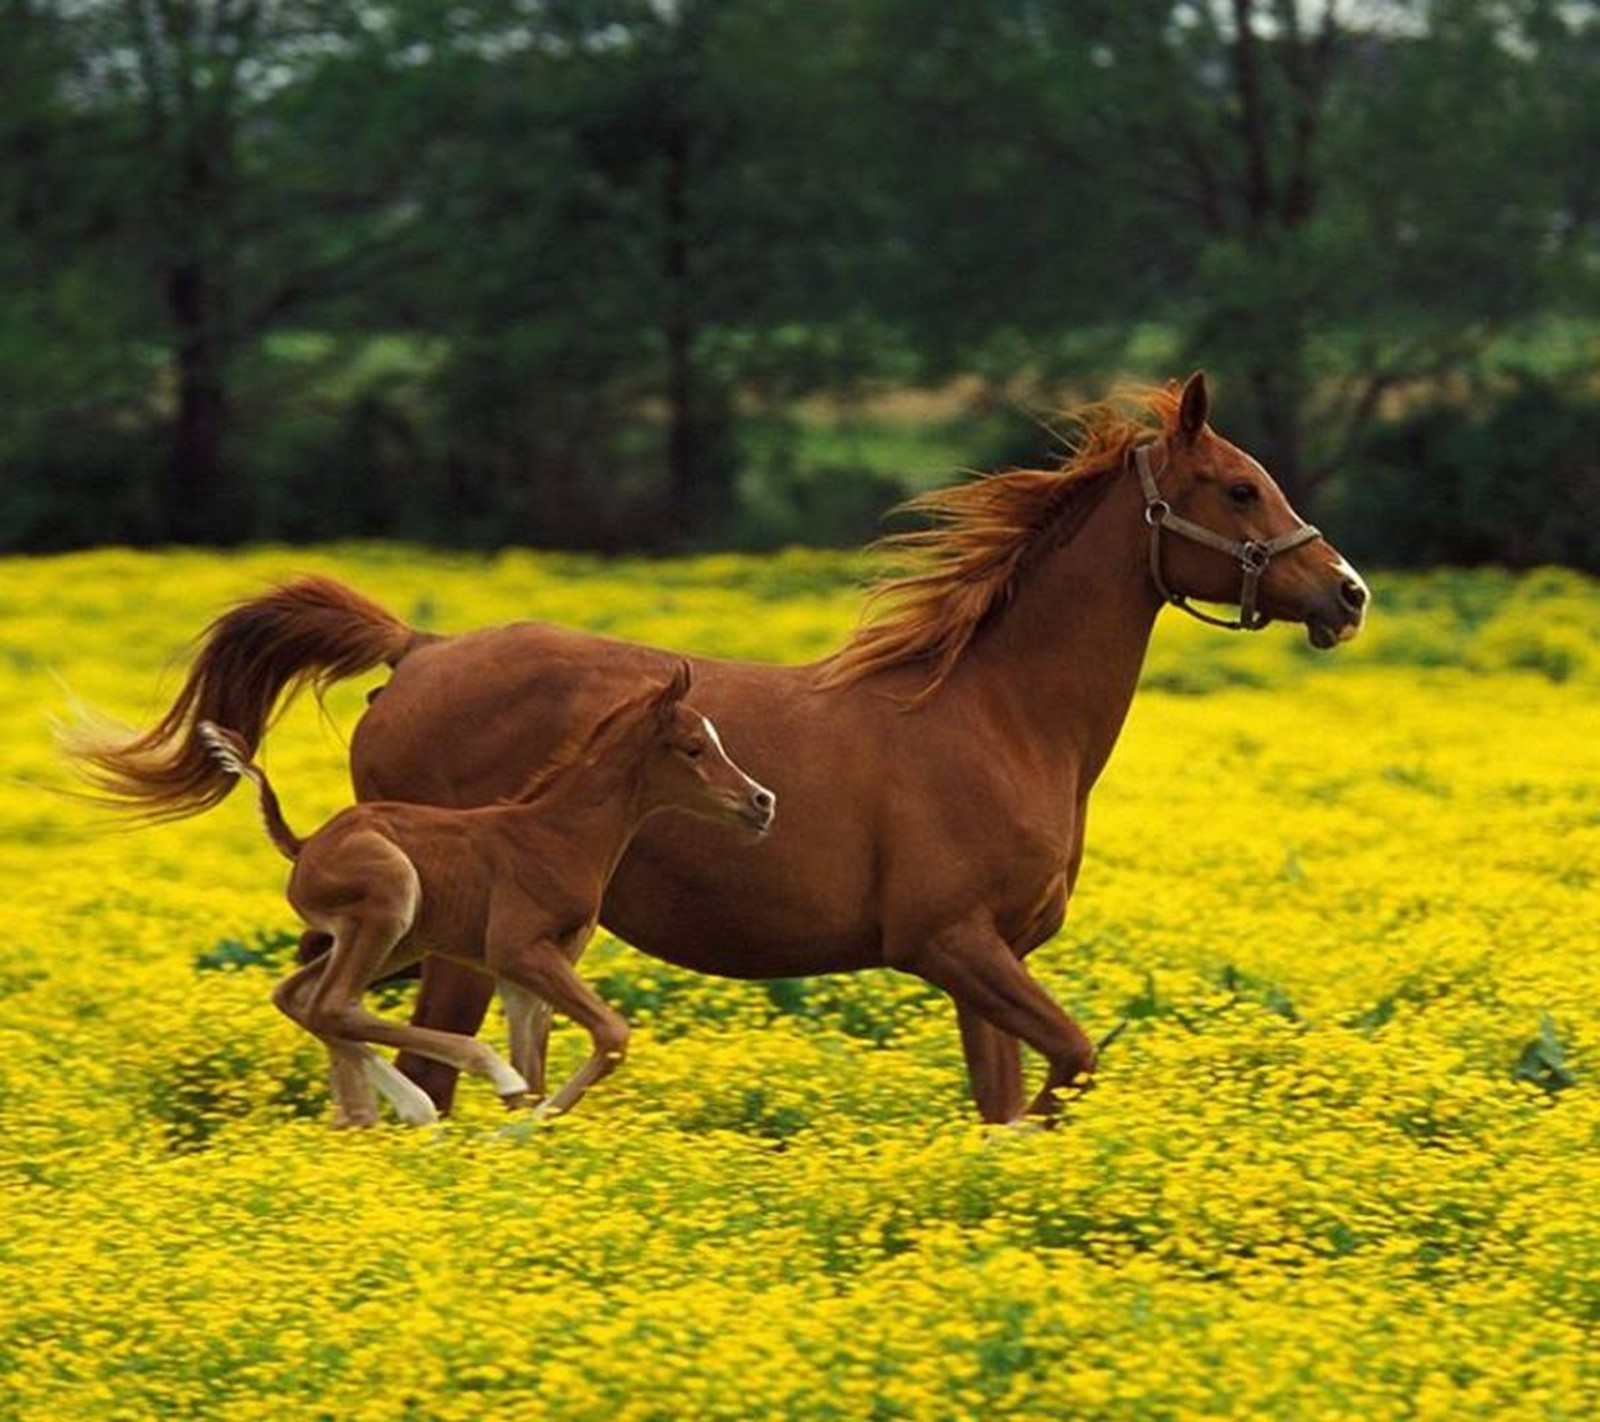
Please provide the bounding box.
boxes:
[195,722,304,861]
[65,575,424,822]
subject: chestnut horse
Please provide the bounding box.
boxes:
[195,665,774,1126]
[74,375,1368,1123]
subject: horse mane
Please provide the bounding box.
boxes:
[509,681,666,805]
[815,385,1182,702]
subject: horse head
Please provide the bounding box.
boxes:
[644,662,776,834]
[1139,372,1368,648]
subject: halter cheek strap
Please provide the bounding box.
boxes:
[1133,444,1321,631]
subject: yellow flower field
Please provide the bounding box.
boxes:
[2,546,1597,1419]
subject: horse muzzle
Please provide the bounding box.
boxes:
[1305,564,1370,649]
[737,784,777,835]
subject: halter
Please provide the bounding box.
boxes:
[1133,443,1321,631]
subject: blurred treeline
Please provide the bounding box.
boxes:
[2,1,1597,563]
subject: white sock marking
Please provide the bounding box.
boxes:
[362,1053,439,1125]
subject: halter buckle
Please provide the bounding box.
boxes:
[1239,541,1271,573]
[1143,499,1170,529]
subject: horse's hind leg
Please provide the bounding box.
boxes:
[273,959,380,1127]
[273,957,433,1126]
[395,960,498,1115]
[298,840,527,1108]
[307,937,529,1108]
[293,832,525,1117]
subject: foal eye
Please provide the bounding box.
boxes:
[1228,482,1260,506]
[683,744,705,761]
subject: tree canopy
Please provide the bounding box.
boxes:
[3,0,1596,564]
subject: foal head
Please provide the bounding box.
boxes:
[1140,372,1369,647]
[634,663,776,835]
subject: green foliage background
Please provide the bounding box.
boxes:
[2,1,1596,562]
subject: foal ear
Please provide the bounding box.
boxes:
[1178,370,1210,442]
[653,660,693,723]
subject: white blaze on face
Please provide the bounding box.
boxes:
[700,713,728,760]
[702,714,774,805]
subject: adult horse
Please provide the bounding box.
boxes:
[76,375,1368,1123]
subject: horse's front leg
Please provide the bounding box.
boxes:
[891,918,1095,1124]
[499,981,553,1100]
[396,958,499,1114]
[490,937,627,1121]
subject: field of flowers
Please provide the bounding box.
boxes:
[2,545,1597,1419]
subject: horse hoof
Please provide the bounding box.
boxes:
[331,1110,379,1130]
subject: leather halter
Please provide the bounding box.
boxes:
[1133,443,1322,631]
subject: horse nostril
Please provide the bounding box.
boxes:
[753,788,775,813]
[1338,578,1367,614]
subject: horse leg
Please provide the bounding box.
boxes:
[498,932,588,1100]
[274,954,436,1127]
[894,922,1095,1123]
[396,958,497,1115]
[305,934,530,1111]
[491,942,627,1121]
[499,981,553,1101]
[273,959,379,1127]
[954,1002,1026,1125]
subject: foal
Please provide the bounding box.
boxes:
[198,663,774,1127]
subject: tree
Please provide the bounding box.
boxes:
[1057,0,1584,500]
[13,1,452,540]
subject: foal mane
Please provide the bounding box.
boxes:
[510,680,666,805]
[817,385,1181,700]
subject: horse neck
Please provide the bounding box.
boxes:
[955,461,1161,793]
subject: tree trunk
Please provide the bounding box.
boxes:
[663,116,699,542]
[165,256,233,542]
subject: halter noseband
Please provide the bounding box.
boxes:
[1133,443,1321,631]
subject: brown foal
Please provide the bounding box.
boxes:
[197,664,774,1126]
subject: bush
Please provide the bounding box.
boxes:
[1323,375,1600,571]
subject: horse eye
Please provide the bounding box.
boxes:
[683,743,704,761]
[1228,482,1260,506]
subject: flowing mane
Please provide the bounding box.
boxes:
[817,385,1182,699]
[509,679,668,804]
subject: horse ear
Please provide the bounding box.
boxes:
[1178,370,1210,441]
[654,660,693,724]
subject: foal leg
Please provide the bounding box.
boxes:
[296,838,527,1110]
[499,933,588,1100]
[274,959,379,1127]
[395,959,498,1115]
[306,937,530,1109]
[499,981,553,1100]
[894,921,1096,1123]
[491,942,628,1121]
[273,958,435,1126]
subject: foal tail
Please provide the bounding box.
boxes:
[63,576,424,823]
[195,722,303,861]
